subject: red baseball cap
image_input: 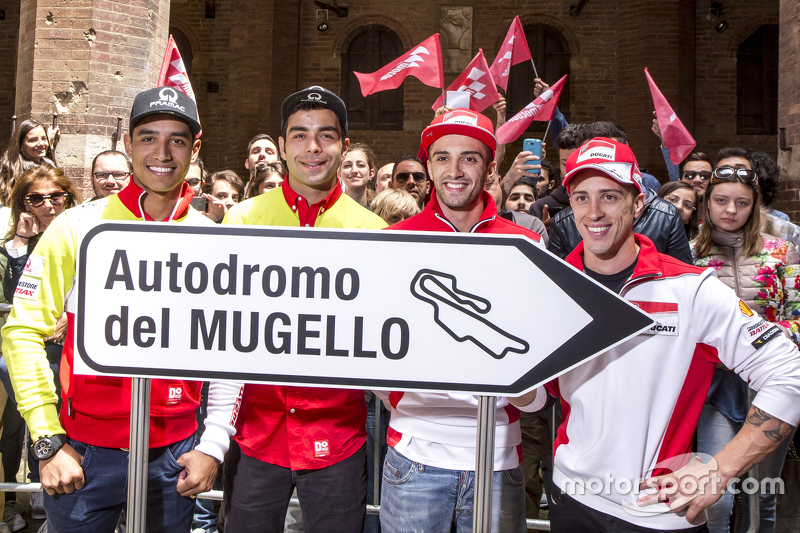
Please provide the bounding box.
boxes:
[562,137,644,194]
[418,109,497,163]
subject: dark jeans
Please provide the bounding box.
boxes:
[223,441,367,533]
[365,392,390,533]
[549,485,709,533]
[43,435,195,533]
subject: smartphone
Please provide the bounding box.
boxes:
[523,138,542,176]
[190,197,207,212]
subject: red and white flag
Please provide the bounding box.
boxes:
[158,35,201,136]
[496,75,567,145]
[645,68,696,165]
[431,50,500,112]
[488,16,532,92]
[354,34,444,97]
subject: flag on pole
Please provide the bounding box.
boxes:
[354,34,444,97]
[496,75,567,145]
[645,68,696,165]
[431,50,500,112]
[488,16,532,92]
[158,35,201,136]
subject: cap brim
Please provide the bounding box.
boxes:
[563,162,641,193]
[130,109,202,138]
[418,123,497,163]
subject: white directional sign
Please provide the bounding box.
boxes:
[75,223,654,395]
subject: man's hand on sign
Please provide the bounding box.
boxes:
[533,78,550,99]
[40,444,85,495]
[176,449,220,497]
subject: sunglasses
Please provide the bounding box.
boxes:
[665,194,696,212]
[681,170,712,182]
[93,172,130,182]
[712,166,757,182]
[394,172,427,185]
[25,191,67,207]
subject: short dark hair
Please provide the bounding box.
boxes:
[748,150,780,207]
[203,169,245,198]
[555,123,586,151]
[682,152,713,170]
[583,122,627,144]
[716,147,748,165]
[247,134,277,156]
[392,155,426,178]
[91,150,132,174]
[280,101,339,140]
[191,156,207,180]
[541,158,561,188]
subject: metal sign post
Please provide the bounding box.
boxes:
[127,377,151,532]
[473,396,497,532]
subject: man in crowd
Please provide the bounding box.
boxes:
[526,137,800,532]
[377,108,544,532]
[244,133,279,180]
[1,87,240,531]
[87,150,131,201]
[375,163,393,195]
[223,86,386,532]
[390,155,428,208]
[547,129,692,263]
[185,156,206,197]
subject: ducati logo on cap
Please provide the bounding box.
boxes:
[150,87,185,112]
[577,139,616,163]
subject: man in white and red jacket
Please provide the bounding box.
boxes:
[377,109,544,533]
[531,138,800,532]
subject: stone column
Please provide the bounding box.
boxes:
[15,0,171,195]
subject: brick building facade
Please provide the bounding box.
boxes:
[0,0,793,216]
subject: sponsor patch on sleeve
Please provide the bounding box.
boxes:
[13,275,41,301]
[751,326,782,350]
[738,300,754,317]
[23,255,44,278]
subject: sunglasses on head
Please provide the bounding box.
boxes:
[712,166,757,182]
[25,191,67,207]
[681,170,712,182]
[394,172,426,185]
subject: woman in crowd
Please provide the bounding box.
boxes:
[0,164,79,531]
[244,161,285,199]
[202,170,244,222]
[658,181,700,240]
[691,151,800,533]
[371,188,420,225]
[339,142,377,208]
[0,119,59,206]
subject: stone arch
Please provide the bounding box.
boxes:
[510,14,580,56]
[726,15,778,57]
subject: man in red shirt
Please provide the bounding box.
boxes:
[222,87,386,533]
[378,109,543,532]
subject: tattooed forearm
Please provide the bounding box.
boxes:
[745,407,795,443]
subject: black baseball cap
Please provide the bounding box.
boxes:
[129,86,202,138]
[280,86,348,137]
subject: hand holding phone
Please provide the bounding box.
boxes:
[523,138,542,176]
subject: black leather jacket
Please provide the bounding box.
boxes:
[546,187,693,264]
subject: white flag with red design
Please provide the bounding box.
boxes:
[354,34,444,97]
[158,35,201,136]
[431,49,500,112]
[488,16,532,92]
[496,75,567,145]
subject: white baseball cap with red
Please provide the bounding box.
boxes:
[562,137,644,194]
[418,108,497,163]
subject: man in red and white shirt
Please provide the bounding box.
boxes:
[377,109,543,533]
[534,138,800,532]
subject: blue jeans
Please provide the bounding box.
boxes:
[696,403,793,533]
[43,435,195,533]
[379,447,526,533]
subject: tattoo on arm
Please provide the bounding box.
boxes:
[745,407,795,443]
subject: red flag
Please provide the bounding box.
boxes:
[354,34,444,97]
[645,68,696,165]
[158,35,201,136]
[488,16,532,92]
[496,75,567,145]
[431,50,500,112]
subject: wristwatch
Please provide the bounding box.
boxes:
[31,434,67,460]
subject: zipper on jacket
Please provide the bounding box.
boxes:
[67,396,73,418]
[434,213,495,233]
[731,247,742,298]
[434,213,458,232]
[470,216,495,233]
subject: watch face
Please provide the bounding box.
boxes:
[34,438,54,460]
